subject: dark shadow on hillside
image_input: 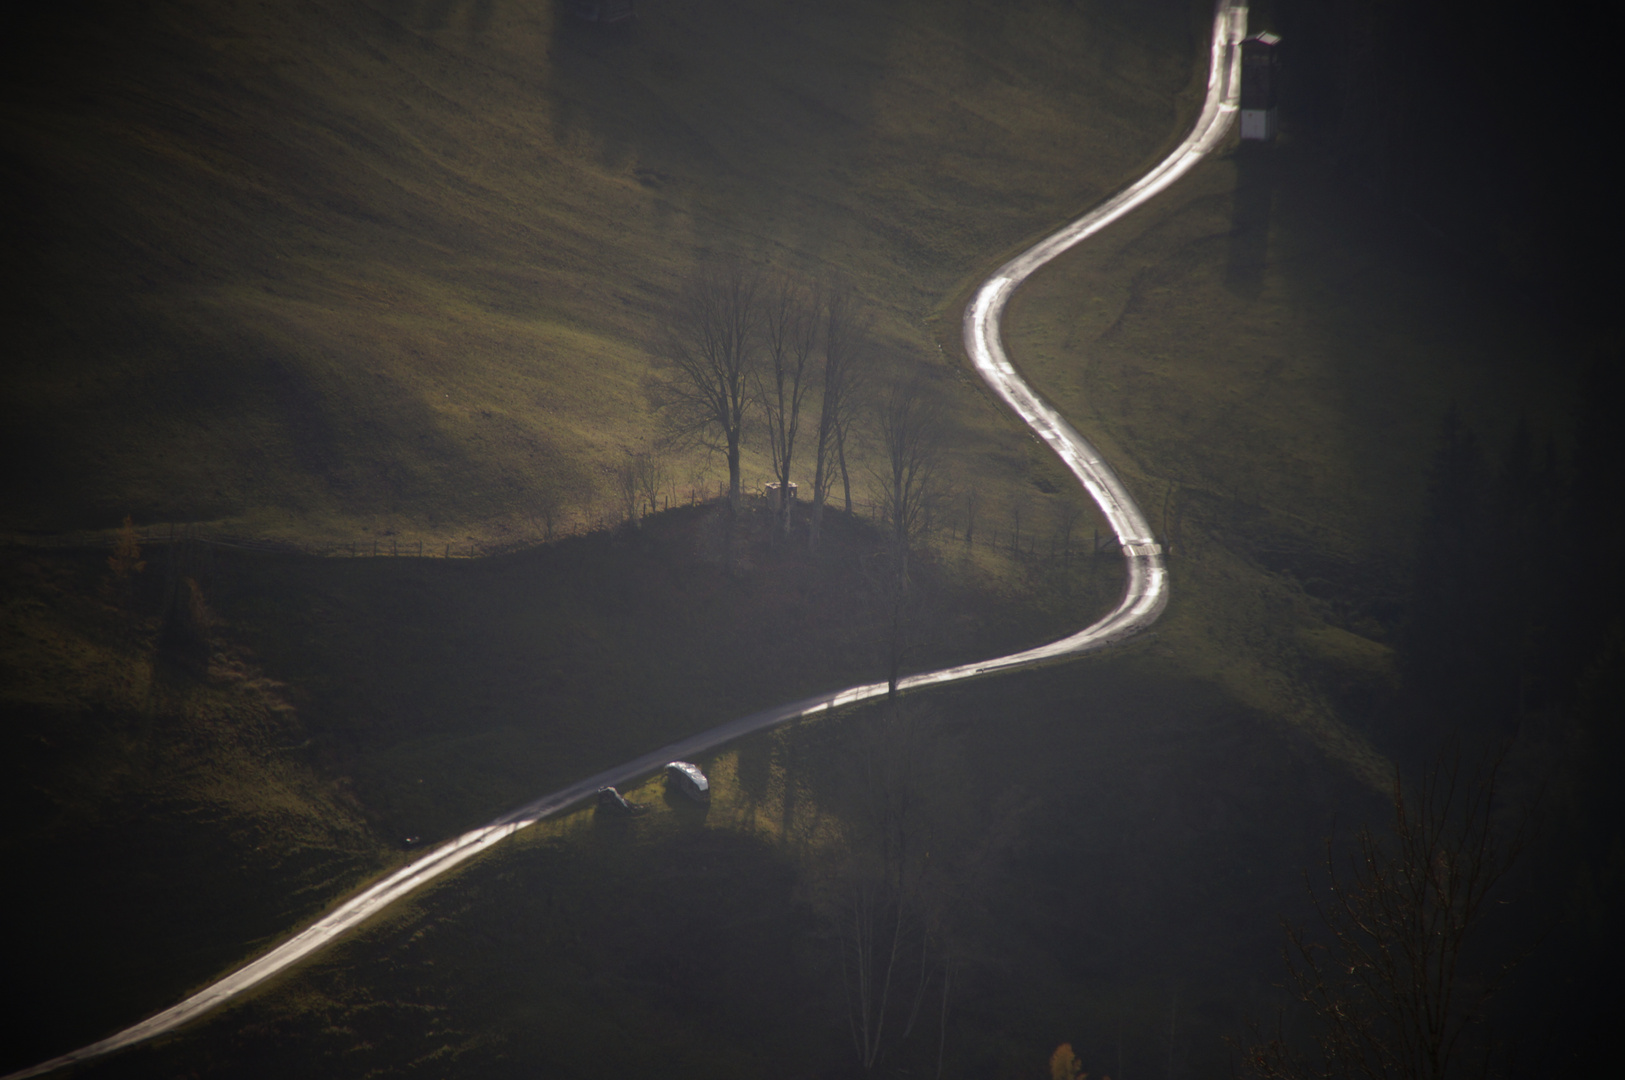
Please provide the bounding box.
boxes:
[65,645,1384,1080]
[1224,141,1277,298]
[376,0,496,33]
[540,0,894,258]
[536,0,1201,267]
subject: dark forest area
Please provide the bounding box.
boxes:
[1266,0,1621,329]
[1390,371,1625,1076]
[1257,1,1625,1072]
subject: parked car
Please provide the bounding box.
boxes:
[596,786,644,815]
[665,761,710,803]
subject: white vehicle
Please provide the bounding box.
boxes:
[665,761,710,803]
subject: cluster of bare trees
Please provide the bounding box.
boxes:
[872,378,945,582]
[612,448,669,530]
[1240,751,1530,1080]
[648,260,955,694]
[644,261,884,548]
[815,701,1029,1077]
[824,705,957,1077]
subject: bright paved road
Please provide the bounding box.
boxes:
[7,5,1247,1076]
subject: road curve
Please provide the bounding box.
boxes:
[6,6,1246,1077]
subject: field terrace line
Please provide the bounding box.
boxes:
[6,3,1247,1076]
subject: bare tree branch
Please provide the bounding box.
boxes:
[809,281,872,550]
[1242,747,1531,1080]
[873,375,946,585]
[645,261,762,514]
[755,273,819,534]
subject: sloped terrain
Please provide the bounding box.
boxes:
[2,0,1206,542]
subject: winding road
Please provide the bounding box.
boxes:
[7,4,1247,1076]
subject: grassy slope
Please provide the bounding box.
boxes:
[210,502,1115,844]
[999,138,1577,781]
[1,1,1216,1071]
[2,2,1584,1076]
[2,0,1206,543]
[0,548,386,1072]
[71,660,1378,1080]
[1,504,1120,1074]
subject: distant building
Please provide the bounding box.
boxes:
[665,761,710,803]
[567,1,635,24]
[1239,32,1281,141]
[763,481,799,500]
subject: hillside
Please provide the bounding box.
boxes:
[2,0,1208,543]
[1,501,1119,1074]
[4,1,1606,1075]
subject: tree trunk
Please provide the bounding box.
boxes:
[727,438,742,515]
[838,428,853,514]
[809,431,829,551]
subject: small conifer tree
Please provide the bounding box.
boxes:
[107,515,146,582]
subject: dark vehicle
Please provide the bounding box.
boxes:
[596,786,644,815]
[665,761,710,803]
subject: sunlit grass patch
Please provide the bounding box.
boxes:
[2,0,1207,544]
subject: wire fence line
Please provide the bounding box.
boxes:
[0,486,732,562]
[2,525,516,561]
[3,486,1137,566]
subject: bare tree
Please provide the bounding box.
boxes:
[820,701,1027,1078]
[526,484,562,542]
[1053,499,1084,565]
[809,283,872,550]
[645,261,762,514]
[633,448,668,520]
[873,376,946,585]
[865,549,941,699]
[755,273,819,534]
[962,487,980,548]
[614,448,668,528]
[613,451,641,528]
[830,703,953,1075]
[1008,499,1025,557]
[1240,750,1530,1080]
